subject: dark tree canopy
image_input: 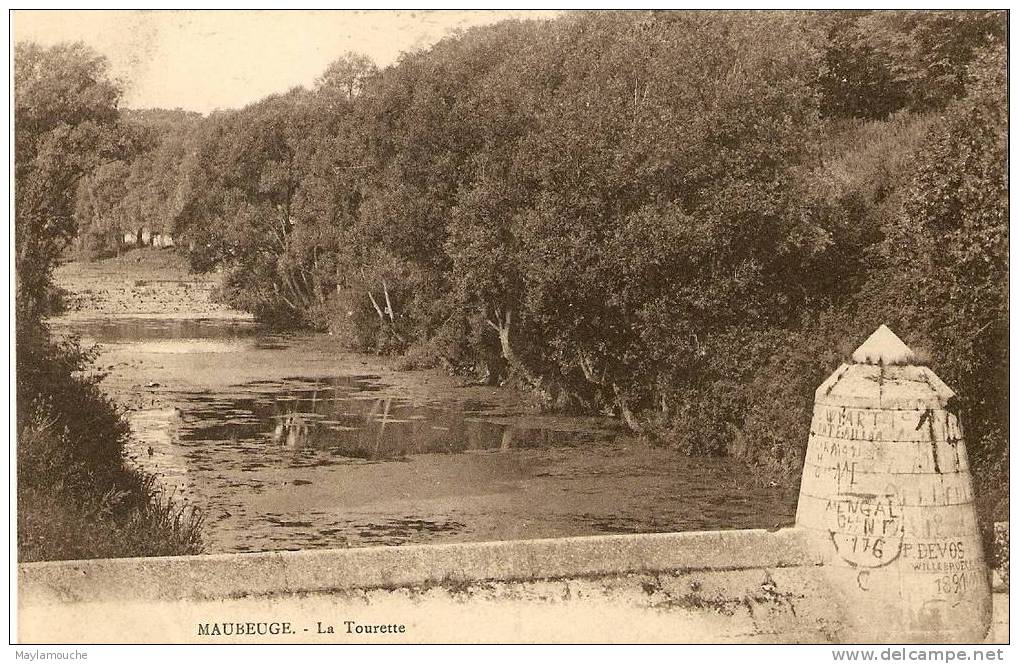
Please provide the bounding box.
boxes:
[15,41,123,319]
[19,11,1008,524]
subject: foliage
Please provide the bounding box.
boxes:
[817,10,1006,119]
[22,12,1008,539]
[153,15,1006,520]
[17,325,204,561]
[73,159,130,259]
[72,109,202,258]
[15,42,204,560]
[173,81,368,326]
[15,42,122,319]
[863,43,1008,519]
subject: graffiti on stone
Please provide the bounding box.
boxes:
[825,492,905,568]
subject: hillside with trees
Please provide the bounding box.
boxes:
[15,42,203,560]
[18,10,1008,557]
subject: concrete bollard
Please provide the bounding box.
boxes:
[796,325,991,643]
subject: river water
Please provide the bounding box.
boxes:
[62,317,798,554]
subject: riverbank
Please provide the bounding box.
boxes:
[19,250,206,561]
[48,250,608,445]
[50,249,531,412]
[48,250,801,554]
[48,248,592,431]
[52,248,254,321]
[34,250,1008,642]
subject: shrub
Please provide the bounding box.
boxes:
[17,325,204,561]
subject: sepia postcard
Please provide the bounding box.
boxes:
[10,7,1010,654]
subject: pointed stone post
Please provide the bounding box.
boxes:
[796,325,991,642]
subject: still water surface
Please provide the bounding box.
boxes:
[67,318,798,554]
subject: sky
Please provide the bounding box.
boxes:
[13,10,561,114]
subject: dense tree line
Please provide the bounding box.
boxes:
[72,107,202,258]
[22,10,1008,538]
[16,43,203,560]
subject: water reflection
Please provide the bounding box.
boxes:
[52,317,259,343]
[90,320,799,554]
[188,376,611,461]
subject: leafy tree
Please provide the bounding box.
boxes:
[15,42,122,319]
[818,10,1006,119]
[155,11,1007,523]
[870,44,1007,477]
[173,80,369,326]
[16,42,203,561]
[73,159,130,258]
[316,51,378,101]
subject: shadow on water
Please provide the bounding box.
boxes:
[182,376,613,461]
[51,317,291,354]
[53,317,261,343]
[134,373,798,554]
[89,317,798,554]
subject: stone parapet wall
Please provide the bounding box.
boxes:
[19,528,848,643]
[18,325,1006,644]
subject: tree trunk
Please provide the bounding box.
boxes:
[382,280,395,323]
[613,384,644,434]
[368,286,404,344]
[578,351,644,434]
[367,290,385,321]
[486,310,547,395]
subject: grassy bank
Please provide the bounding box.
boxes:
[17,322,204,562]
